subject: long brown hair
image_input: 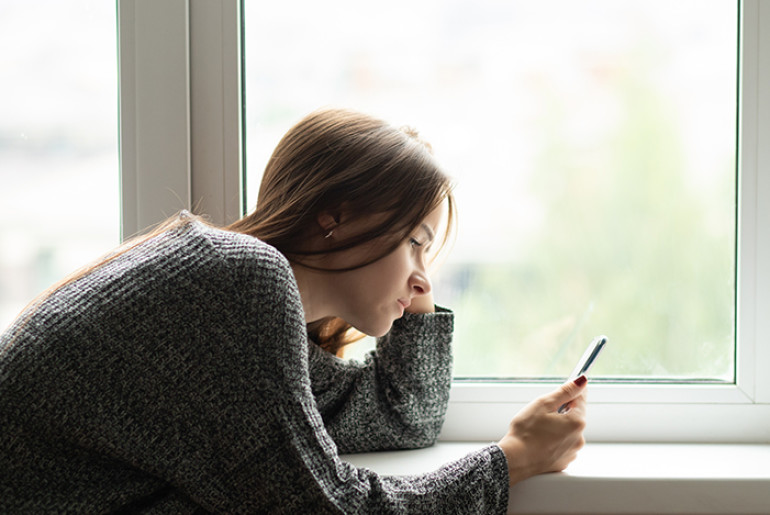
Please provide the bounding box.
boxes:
[227,108,456,354]
[6,109,456,358]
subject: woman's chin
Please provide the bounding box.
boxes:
[353,320,394,339]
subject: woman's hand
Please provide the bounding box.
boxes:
[405,291,436,314]
[496,377,587,485]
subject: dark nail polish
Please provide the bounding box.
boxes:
[574,375,587,387]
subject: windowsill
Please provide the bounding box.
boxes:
[341,442,770,514]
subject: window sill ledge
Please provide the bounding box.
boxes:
[341,442,770,514]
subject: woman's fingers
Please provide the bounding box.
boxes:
[498,379,589,484]
[545,375,588,414]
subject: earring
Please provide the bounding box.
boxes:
[324,229,334,239]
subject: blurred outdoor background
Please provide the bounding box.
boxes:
[0,0,737,381]
[244,0,737,380]
[0,1,119,330]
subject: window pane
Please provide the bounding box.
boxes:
[0,0,119,330]
[244,0,737,381]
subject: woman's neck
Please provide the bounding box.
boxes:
[290,262,334,323]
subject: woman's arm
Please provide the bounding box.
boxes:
[0,220,510,514]
[308,308,454,453]
[212,235,508,513]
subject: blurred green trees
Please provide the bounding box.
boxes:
[441,46,736,381]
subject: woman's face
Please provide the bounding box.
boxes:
[325,204,444,337]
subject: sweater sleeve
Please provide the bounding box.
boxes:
[211,236,510,514]
[308,309,454,453]
[0,221,509,514]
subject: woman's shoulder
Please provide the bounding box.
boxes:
[63,214,295,302]
[189,218,286,265]
[181,217,296,290]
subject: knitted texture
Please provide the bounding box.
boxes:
[0,217,509,513]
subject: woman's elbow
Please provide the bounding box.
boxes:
[395,417,445,449]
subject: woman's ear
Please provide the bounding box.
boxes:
[317,211,341,237]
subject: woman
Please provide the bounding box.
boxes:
[0,108,586,513]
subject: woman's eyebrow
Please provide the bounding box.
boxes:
[421,223,435,242]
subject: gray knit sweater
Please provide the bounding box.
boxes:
[0,217,508,513]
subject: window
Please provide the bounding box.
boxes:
[120,0,769,442]
[0,0,119,330]
[244,0,737,380]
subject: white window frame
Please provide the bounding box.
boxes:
[118,0,243,238]
[118,0,770,443]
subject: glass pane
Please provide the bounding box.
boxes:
[0,0,119,330]
[244,0,737,381]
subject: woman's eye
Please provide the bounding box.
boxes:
[410,238,423,248]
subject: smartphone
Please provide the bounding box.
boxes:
[568,335,608,380]
[558,335,608,413]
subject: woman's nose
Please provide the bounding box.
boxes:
[410,272,432,296]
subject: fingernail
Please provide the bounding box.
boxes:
[574,375,587,387]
